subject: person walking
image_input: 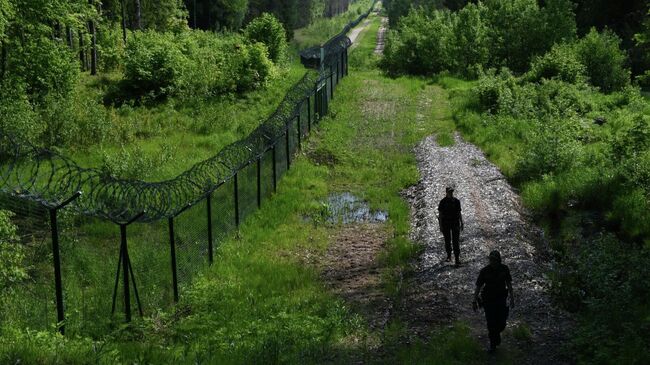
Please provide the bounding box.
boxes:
[437,185,464,266]
[473,250,515,353]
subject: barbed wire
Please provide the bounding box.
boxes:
[0,0,376,224]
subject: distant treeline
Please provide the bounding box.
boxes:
[384,0,649,78]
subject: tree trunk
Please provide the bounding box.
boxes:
[66,26,73,49]
[78,30,86,71]
[120,0,128,44]
[1,40,6,81]
[88,0,97,75]
[134,0,142,30]
[193,0,197,29]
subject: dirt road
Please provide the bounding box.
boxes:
[400,134,573,363]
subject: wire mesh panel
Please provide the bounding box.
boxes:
[275,135,288,182]
[60,216,120,336]
[174,198,209,289]
[288,118,298,160]
[260,149,274,203]
[237,161,258,222]
[129,220,173,312]
[299,100,309,139]
[211,179,236,241]
[0,195,53,332]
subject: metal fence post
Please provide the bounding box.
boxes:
[272,145,277,192]
[206,193,213,264]
[285,129,291,169]
[168,217,179,303]
[111,212,144,323]
[120,224,131,322]
[48,191,81,335]
[257,157,261,208]
[234,172,240,227]
[330,66,334,100]
[297,114,301,149]
[307,95,311,132]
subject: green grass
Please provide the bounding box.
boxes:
[65,61,307,181]
[1,11,485,363]
[291,0,374,50]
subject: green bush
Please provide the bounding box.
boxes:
[382,8,455,76]
[6,35,79,102]
[473,68,519,113]
[527,43,587,84]
[450,2,490,77]
[0,210,28,291]
[550,236,650,364]
[0,82,41,143]
[244,13,288,63]
[576,28,630,93]
[97,22,125,72]
[516,117,582,179]
[123,31,188,100]
[120,30,275,102]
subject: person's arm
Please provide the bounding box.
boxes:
[505,266,514,308]
[460,211,464,231]
[507,280,514,308]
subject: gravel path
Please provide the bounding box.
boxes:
[374,17,388,55]
[400,133,574,364]
[348,19,371,45]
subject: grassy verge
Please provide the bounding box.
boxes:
[64,61,306,181]
[1,11,482,364]
[440,70,650,363]
[292,0,374,49]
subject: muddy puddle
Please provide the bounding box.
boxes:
[325,192,388,224]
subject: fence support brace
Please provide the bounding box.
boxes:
[111,211,145,323]
[168,217,179,302]
[48,191,82,335]
[206,192,214,264]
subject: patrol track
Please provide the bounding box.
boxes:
[400,133,573,364]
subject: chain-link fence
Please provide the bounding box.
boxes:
[0,0,377,337]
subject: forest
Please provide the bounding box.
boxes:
[1,0,650,363]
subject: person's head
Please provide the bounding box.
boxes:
[488,250,502,267]
[445,185,454,198]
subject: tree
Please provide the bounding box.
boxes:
[212,0,248,30]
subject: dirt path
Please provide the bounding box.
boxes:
[400,134,573,363]
[374,17,388,55]
[348,19,371,45]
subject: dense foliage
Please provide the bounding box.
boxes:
[0,210,27,291]
[243,13,288,63]
[382,0,576,77]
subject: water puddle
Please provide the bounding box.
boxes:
[325,192,388,224]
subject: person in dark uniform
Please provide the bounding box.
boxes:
[473,250,515,353]
[438,185,464,266]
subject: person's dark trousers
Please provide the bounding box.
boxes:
[440,220,460,260]
[483,297,509,350]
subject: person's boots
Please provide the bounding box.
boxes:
[446,254,452,262]
[454,256,461,267]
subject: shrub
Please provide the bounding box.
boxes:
[516,117,582,180]
[481,0,547,72]
[550,236,650,364]
[576,28,630,93]
[0,210,28,291]
[6,36,79,102]
[244,13,287,63]
[382,8,454,76]
[527,43,586,84]
[450,2,490,77]
[123,31,188,100]
[96,22,125,72]
[0,81,41,143]
[473,68,518,113]
[234,41,274,92]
